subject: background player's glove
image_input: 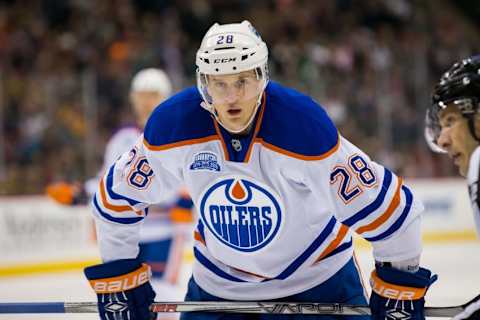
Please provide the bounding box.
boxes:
[369,265,437,320]
[84,259,157,320]
[453,294,480,320]
[46,181,88,205]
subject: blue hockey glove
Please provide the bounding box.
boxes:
[84,259,157,320]
[369,265,437,320]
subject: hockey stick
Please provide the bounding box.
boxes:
[0,296,477,317]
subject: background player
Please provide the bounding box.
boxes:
[47,68,193,312]
[425,55,480,320]
[84,21,436,320]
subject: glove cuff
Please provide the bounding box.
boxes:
[86,262,151,294]
[370,270,427,300]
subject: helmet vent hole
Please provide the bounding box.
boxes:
[241,55,248,61]
[215,68,219,72]
[233,67,237,70]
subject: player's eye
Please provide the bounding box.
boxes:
[214,82,227,89]
[235,79,247,88]
[442,115,457,128]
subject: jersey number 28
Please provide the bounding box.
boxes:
[330,154,376,204]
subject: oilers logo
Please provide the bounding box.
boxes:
[199,177,283,252]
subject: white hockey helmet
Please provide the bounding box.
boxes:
[196,20,269,133]
[130,68,172,96]
[196,20,268,75]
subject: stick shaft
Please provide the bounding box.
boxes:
[0,301,463,317]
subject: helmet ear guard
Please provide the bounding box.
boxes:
[425,55,480,152]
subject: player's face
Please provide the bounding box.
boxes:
[437,105,479,177]
[130,91,166,128]
[207,71,263,132]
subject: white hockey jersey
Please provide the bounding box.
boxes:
[85,126,141,196]
[92,82,424,300]
[467,146,480,238]
[85,125,181,244]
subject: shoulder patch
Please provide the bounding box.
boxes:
[190,151,221,172]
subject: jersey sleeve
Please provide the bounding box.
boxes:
[467,146,480,238]
[92,135,182,262]
[84,128,141,198]
[306,136,424,262]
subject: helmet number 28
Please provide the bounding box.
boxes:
[217,35,234,45]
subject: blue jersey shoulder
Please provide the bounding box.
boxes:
[144,87,216,147]
[259,82,339,157]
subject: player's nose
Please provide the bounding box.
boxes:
[436,128,451,151]
[224,86,241,103]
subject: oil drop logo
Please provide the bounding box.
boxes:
[199,177,283,252]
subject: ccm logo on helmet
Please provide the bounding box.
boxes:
[199,177,283,252]
[89,264,151,294]
[214,57,237,64]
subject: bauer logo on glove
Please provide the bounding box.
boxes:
[88,263,151,294]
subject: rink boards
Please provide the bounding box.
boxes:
[0,178,477,277]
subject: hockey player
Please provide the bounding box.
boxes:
[46,68,193,309]
[84,21,437,320]
[425,55,480,320]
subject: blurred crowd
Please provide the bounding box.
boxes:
[1,0,479,194]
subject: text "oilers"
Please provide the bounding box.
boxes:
[200,177,283,252]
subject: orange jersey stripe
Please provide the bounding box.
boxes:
[231,265,271,280]
[313,224,349,264]
[194,231,206,246]
[99,177,143,216]
[370,270,427,300]
[355,177,403,234]
[88,263,151,294]
[244,94,267,163]
[255,134,340,161]
[143,135,219,151]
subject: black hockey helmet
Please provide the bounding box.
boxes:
[425,55,480,152]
